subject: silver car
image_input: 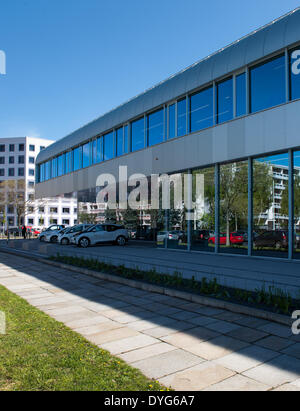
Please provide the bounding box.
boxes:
[75,224,129,248]
[38,225,66,243]
[58,224,93,245]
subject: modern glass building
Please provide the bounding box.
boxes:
[36,9,300,293]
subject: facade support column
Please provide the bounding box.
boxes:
[215,164,220,254]
[248,157,253,257]
[289,149,294,260]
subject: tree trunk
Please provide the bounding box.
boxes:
[226,213,230,247]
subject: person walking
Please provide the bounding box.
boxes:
[22,225,27,239]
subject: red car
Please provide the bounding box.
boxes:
[27,227,41,236]
[209,232,244,245]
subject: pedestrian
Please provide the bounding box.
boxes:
[22,225,27,239]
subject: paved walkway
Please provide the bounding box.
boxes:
[0,252,300,391]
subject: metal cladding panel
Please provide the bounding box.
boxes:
[36,8,300,165]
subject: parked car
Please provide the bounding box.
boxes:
[157,231,180,242]
[296,232,300,249]
[26,227,41,236]
[253,230,288,249]
[75,224,129,248]
[209,232,244,245]
[38,225,66,243]
[58,224,94,245]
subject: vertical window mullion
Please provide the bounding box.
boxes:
[215,164,220,254]
[285,48,290,103]
[248,157,253,257]
[289,149,294,260]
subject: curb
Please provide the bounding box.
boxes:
[0,246,292,326]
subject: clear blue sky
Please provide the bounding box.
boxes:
[0,0,299,142]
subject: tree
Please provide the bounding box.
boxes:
[78,212,97,224]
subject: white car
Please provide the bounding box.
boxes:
[75,224,129,248]
[157,231,180,242]
[58,224,93,245]
[38,225,66,243]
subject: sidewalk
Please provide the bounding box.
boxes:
[0,251,299,391]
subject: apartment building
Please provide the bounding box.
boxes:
[0,137,77,230]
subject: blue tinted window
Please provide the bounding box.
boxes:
[190,87,213,132]
[92,140,97,164]
[65,151,72,174]
[131,117,145,152]
[104,132,114,161]
[97,137,103,163]
[290,48,300,101]
[82,143,90,168]
[177,98,186,137]
[45,161,51,181]
[217,77,233,124]
[147,108,164,147]
[57,154,65,177]
[51,158,57,178]
[73,146,82,171]
[40,163,45,182]
[124,125,128,154]
[116,127,124,157]
[168,104,176,139]
[236,73,246,117]
[250,55,286,113]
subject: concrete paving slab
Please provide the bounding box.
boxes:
[215,345,280,373]
[226,326,268,343]
[100,334,159,355]
[159,362,235,391]
[132,349,204,380]
[204,374,271,391]
[118,343,177,364]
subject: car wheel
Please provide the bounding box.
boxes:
[61,238,69,245]
[39,236,45,242]
[116,236,126,246]
[50,236,58,243]
[79,237,90,248]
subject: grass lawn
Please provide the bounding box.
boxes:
[0,285,166,391]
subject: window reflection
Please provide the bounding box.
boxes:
[168,104,176,139]
[192,167,215,252]
[147,109,164,147]
[190,87,213,133]
[293,151,300,259]
[236,73,246,117]
[250,55,286,113]
[253,153,289,258]
[290,48,300,101]
[131,117,145,152]
[104,132,114,161]
[82,143,90,168]
[116,127,124,157]
[177,98,187,137]
[217,77,233,124]
[73,146,82,171]
[219,161,248,255]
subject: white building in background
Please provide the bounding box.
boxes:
[0,137,77,230]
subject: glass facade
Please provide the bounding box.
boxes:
[253,153,289,259]
[73,146,82,171]
[191,167,215,252]
[177,98,187,137]
[250,55,286,113]
[190,87,213,132]
[168,104,176,139]
[236,73,246,117]
[116,127,124,157]
[294,150,300,259]
[104,132,114,161]
[147,108,164,147]
[290,48,300,101]
[131,117,145,152]
[217,77,233,124]
[219,161,248,255]
[82,142,90,168]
